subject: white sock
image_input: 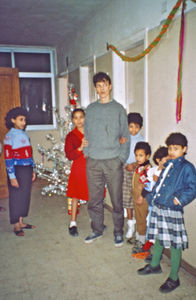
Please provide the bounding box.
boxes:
[69,221,77,228]
[138,235,146,244]
[124,208,127,218]
[136,231,140,240]
[127,219,136,226]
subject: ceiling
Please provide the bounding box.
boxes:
[0,0,111,48]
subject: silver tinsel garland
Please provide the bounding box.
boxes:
[35,84,79,196]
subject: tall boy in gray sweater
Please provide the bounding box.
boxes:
[84,72,130,247]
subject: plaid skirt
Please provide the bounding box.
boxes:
[147,204,188,250]
[122,167,134,208]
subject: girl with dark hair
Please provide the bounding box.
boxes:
[65,108,89,237]
[4,107,36,236]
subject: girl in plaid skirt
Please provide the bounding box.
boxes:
[138,133,196,294]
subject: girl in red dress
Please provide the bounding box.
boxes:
[65,108,88,237]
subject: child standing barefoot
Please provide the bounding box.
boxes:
[138,133,196,293]
[65,108,88,237]
[4,107,36,236]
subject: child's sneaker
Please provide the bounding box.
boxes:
[127,233,136,245]
[132,240,144,254]
[114,235,124,247]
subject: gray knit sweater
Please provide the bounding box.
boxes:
[84,99,130,163]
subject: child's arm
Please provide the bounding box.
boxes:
[173,197,180,206]
[126,162,137,172]
[120,135,137,171]
[78,138,88,151]
[4,141,17,181]
[136,195,144,205]
[119,137,127,144]
[172,163,196,207]
[119,110,130,163]
[153,174,159,182]
[138,166,152,203]
[65,133,84,161]
[83,112,89,158]
[32,171,36,182]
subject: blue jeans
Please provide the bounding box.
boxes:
[86,157,124,236]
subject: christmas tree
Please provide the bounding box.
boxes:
[35,84,79,196]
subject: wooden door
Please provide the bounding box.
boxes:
[0,67,21,199]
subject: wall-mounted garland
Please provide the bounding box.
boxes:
[107,0,183,62]
[176,0,186,123]
[107,0,189,123]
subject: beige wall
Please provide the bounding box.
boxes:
[125,42,144,115]
[96,52,112,74]
[148,10,196,266]
[125,42,145,137]
[88,62,95,103]
[96,52,113,85]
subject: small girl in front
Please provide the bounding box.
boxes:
[4,107,36,236]
[65,108,88,237]
[138,132,196,294]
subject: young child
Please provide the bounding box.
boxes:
[138,133,196,294]
[122,113,144,239]
[145,146,169,193]
[131,141,151,253]
[4,107,36,236]
[65,108,88,237]
[141,146,169,256]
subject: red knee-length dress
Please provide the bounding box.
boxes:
[65,127,89,201]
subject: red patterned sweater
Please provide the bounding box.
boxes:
[4,128,35,179]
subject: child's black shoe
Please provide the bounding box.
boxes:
[159,277,180,293]
[69,226,78,237]
[137,264,162,275]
